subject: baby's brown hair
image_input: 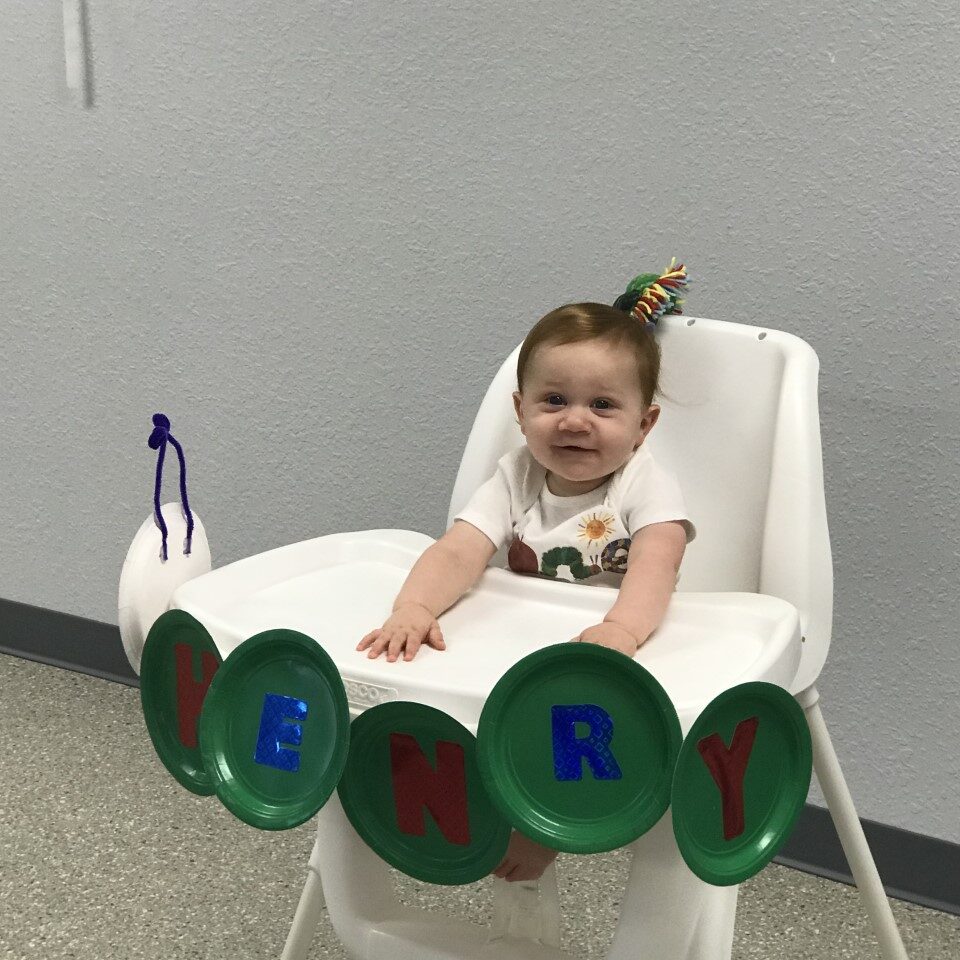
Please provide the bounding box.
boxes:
[516,303,662,409]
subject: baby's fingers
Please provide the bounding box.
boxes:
[365,632,395,659]
[423,624,446,651]
[401,634,424,661]
[387,632,413,662]
[357,629,382,651]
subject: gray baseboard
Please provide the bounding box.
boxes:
[2,596,958,916]
[1,596,138,686]
[778,806,960,916]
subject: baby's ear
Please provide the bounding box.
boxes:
[512,391,524,430]
[634,404,661,448]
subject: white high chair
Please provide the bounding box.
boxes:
[121,315,909,960]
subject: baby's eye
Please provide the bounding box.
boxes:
[592,399,612,410]
[546,394,565,406]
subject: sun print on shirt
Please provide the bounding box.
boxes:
[577,511,617,549]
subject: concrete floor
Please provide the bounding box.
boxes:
[1,654,957,960]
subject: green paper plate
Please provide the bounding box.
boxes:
[338,702,512,885]
[140,609,222,795]
[671,681,812,886]
[477,643,682,854]
[199,629,350,831]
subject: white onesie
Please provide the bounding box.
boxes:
[454,445,695,588]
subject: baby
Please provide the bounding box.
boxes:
[357,271,695,882]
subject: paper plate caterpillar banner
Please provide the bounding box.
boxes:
[140,610,812,887]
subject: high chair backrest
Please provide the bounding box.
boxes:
[447,314,833,694]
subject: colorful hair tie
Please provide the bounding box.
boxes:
[613,258,688,326]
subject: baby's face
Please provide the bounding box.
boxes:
[513,339,659,496]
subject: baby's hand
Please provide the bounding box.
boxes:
[491,829,559,882]
[357,602,446,662]
[570,621,641,656]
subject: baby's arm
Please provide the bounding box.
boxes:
[573,521,687,654]
[357,521,497,661]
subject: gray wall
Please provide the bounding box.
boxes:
[2,1,957,843]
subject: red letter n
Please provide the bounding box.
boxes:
[389,733,471,846]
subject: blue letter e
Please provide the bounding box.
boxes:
[254,693,308,772]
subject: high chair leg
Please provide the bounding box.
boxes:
[605,807,737,960]
[689,884,738,958]
[281,865,325,960]
[486,863,561,948]
[799,687,909,960]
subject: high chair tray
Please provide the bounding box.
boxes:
[171,529,801,734]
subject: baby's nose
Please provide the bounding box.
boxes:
[559,408,590,429]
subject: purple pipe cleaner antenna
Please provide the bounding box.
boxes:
[147,413,195,562]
